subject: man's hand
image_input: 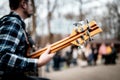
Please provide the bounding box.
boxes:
[37,46,55,67]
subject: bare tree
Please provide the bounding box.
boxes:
[106,0,120,40]
[78,0,84,21]
[31,0,37,36]
[47,0,57,43]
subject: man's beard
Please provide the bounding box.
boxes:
[24,11,33,18]
[27,13,32,18]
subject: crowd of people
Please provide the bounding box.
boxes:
[79,42,118,66]
[45,42,119,72]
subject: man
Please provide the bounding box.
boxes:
[0,0,55,80]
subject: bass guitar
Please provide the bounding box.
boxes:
[27,20,102,58]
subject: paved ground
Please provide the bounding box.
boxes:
[41,59,120,80]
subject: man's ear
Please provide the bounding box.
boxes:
[20,1,27,9]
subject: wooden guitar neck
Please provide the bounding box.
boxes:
[27,36,72,58]
[27,21,102,58]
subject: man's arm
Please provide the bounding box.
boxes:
[0,20,38,72]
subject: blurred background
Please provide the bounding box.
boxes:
[0,0,120,80]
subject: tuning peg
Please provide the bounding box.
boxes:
[80,27,84,32]
[73,22,82,26]
[73,21,85,33]
[86,19,91,31]
[80,35,87,45]
[89,37,93,41]
[75,27,79,33]
[80,35,85,40]
[76,40,83,49]
[73,23,78,26]
[73,22,79,26]
[73,21,85,27]
[86,19,89,24]
[74,25,84,33]
[86,30,93,41]
[86,30,90,36]
[76,39,80,44]
[79,21,85,26]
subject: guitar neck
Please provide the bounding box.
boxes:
[27,36,72,58]
[27,20,103,58]
[27,30,85,58]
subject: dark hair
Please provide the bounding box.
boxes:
[9,0,28,10]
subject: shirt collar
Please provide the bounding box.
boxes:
[9,11,26,30]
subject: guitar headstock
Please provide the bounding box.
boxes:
[70,20,102,47]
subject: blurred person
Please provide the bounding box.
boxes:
[83,44,93,66]
[105,44,112,64]
[110,43,117,64]
[45,59,53,72]
[53,51,61,71]
[0,0,55,80]
[71,47,78,66]
[91,43,98,65]
[98,42,107,64]
[78,45,88,67]
[65,46,72,68]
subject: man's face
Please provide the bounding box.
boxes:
[23,0,33,18]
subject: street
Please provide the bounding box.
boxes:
[42,59,120,80]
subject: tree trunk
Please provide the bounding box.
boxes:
[31,0,36,36]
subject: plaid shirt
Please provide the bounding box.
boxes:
[0,12,38,73]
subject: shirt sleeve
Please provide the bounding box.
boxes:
[0,20,38,72]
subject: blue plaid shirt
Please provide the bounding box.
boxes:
[0,12,38,73]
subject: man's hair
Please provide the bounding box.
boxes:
[9,0,28,10]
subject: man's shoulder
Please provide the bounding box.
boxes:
[0,14,21,24]
[0,12,25,30]
[0,14,23,31]
[1,11,24,24]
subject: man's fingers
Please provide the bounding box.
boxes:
[45,45,51,54]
